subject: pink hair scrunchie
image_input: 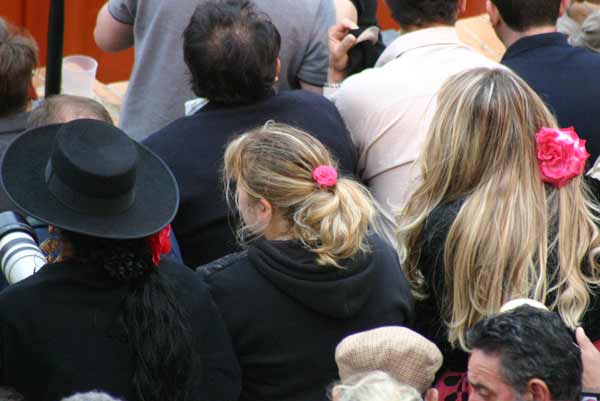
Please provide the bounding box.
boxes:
[312,165,338,187]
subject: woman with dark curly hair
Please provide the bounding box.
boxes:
[0,119,240,401]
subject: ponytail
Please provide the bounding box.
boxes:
[60,231,197,401]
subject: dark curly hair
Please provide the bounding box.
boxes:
[61,230,198,401]
[183,0,281,105]
[385,0,459,27]
[491,0,562,31]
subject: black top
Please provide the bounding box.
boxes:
[415,196,600,373]
[0,112,30,212]
[502,33,600,163]
[0,259,241,401]
[199,235,414,401]
[144,90,357,268]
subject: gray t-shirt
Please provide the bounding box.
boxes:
[108,0,335,141]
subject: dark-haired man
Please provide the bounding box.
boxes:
[94,0,334,140]
[327,0,497,247]
[488,0,600,162]
[467,305,582,401]
[144,0,356,267]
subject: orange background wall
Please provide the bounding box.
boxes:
[1,0,486,84]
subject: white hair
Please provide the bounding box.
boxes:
[61,391,123,401]
[331,371,423,401]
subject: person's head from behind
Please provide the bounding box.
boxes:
[183,0,281,105]
[223,123,376,267]
[331,371,422,401]
[0,17,37,118]
[467,305,582,401]
[384,0,466,30]
[27,95,113,128]
[400,67,600,350]
[487,0,569,43]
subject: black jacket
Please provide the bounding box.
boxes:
[199,235,414,401]
[144,90,357,268]
[0,259,241,401]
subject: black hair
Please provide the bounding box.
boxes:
[0,17,38,118]
[183,0,281,105]
[491,0,562,31]
[27,95,113,129]
[467,305,582,401]
[384,0,458,27]
[61,231,198,401]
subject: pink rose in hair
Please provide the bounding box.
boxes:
[536,127,589,188]
[147,224,172,266]
[312,165,338,187]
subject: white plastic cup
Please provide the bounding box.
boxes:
[62,55,98,98]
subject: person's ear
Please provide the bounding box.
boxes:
[457,0,468,15]
[274,58,281,83]
[486,0,501,27]
[525,379,552,401]
[558,0,570,17]
[256,198,274,226]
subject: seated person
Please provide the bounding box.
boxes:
[0,17,37,139]
[467,305,582,401]
[94,0,335,140]
[0,119,240,401]
[144,0,356,267]
[398,68,600,389]
[199,123,413,401]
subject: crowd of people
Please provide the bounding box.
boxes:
[1,0,600,400]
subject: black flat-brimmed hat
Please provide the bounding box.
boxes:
[1,119,179,239]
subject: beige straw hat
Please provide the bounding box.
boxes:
[335,326,443,394]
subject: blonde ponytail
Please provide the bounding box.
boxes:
[223,123,376,267]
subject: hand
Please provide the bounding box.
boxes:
[327,18,358,83]
[576,327,600,391]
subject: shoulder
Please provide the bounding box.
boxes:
[196,251,249,280]
[277,90,336,108]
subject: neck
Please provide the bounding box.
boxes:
[499,25,557,49]
[399,21,454,34]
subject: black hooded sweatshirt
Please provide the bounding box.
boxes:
[198,234,414,401]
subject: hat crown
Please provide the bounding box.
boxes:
[45,119,139,215]
[50,120,138,199]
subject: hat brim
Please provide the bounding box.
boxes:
[1,124,179,239]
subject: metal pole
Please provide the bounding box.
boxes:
[45,0,64,97]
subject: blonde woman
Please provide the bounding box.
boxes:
[199,123,413,401]
[398,68,600,390]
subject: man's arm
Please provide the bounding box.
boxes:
[94,3,134,52]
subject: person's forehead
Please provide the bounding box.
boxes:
[468,349,509,388]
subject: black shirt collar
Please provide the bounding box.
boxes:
[502,32,569,61]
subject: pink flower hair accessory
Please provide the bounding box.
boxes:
[536,127,590,188]
[312,165,338,187]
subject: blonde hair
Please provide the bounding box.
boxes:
[398,67,600,350]
[223,123,376,267]
[331,371,422,401]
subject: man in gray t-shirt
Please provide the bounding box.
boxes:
[94,0,335,141]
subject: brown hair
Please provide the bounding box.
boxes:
[0,17,38,118]
[223,123,376,267]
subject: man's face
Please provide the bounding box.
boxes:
[468,349,520,401]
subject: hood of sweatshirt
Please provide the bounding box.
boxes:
[247,237,380,319]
